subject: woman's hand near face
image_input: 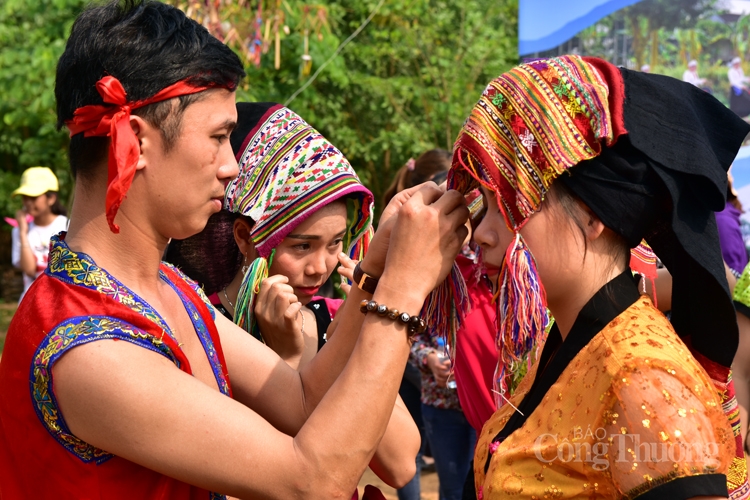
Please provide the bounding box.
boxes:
[254,274,306,366]
[337,253,356,296]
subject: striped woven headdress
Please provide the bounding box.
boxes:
[225,103,374,335]
[448,55,623,406]
[450,55,618,230]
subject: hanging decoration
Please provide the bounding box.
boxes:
[170,0,329,75]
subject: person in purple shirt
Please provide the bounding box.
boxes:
[716,179,749,276]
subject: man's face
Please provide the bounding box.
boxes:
[137,89,239,241]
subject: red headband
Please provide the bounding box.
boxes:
[65,76,214,233]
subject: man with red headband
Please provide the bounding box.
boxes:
[0,1,470,498]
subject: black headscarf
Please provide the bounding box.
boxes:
[560,68,750,368]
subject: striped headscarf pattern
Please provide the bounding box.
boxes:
[451,55,617,231]
[225,103,373,335]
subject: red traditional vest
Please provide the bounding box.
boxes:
[0,235,231,499]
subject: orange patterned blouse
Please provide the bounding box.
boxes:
[474,273,735,499]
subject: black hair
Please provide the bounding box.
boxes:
[55,0,245,180]
[45,191,68,217]
[383,149,452,206]
[548,181,630,271]
[165,210,246,295]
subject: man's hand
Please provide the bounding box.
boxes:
[380,185,469,300]
[360,183,438,278]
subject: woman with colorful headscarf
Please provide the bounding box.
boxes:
[166,102,419,491]
[168,102,374,366]
[447,56,750,499]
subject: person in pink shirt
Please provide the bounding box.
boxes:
[451,251,498,435]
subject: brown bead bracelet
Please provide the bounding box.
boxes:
[359,299,428,335]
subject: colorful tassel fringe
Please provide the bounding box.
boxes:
[494,232,549,408]
[234,249,276,340]
[421,263,471,361]
[348,225,373,263]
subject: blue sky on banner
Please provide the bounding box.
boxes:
[519,0,643,55]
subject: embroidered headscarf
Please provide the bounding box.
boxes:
[65,76,232,233]
[449,55,749,405]
[225,102,374,336]
[448,56,621,403]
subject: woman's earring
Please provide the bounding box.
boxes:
[241,254,249,275]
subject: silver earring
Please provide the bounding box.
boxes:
[241,255,249,275]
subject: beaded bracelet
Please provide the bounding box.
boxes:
[359,299,427,336]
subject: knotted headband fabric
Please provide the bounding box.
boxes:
[65,76,217,233]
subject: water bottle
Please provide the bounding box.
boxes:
[436,337,457,389]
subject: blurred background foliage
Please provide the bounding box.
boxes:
[0,0,88,219]
[0,0,519,222]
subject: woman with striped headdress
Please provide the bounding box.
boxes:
[447,56,750,499]
[168,102,374,367]
[166,102,420,492]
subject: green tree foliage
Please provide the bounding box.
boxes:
[0,0,518,221]
[0,0,87,218]
[177,0,519,213]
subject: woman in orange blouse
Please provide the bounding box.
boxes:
[449,55,750,499]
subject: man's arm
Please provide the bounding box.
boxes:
[221,183,433,432]
[53,185,468,498]
[212,186,430,487]
[214,301,420,488]
[54,265,420,499]
[367,395,419,487]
